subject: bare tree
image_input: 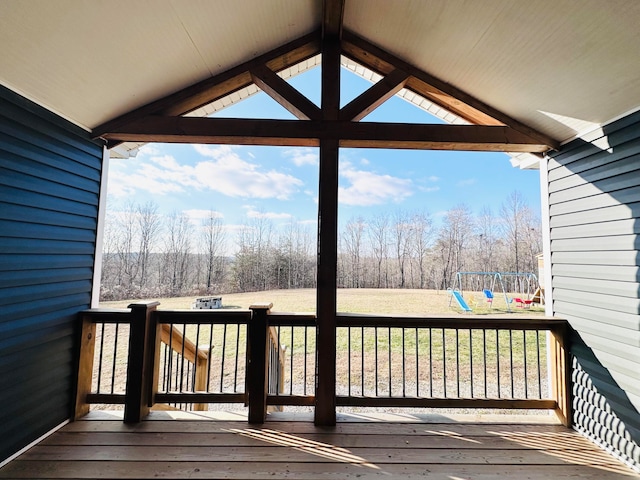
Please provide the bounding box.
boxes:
[435,204,474,289]
[368,213,390,288]
[475,206,498,273]
[342,217,366,288]
[137,201,161,288]
[162,211,193,295]
[500,190,542,291]
[233,216,273,292]
[500,191,527,273]
[277,220,315,289]
[100,210,120,294]
[393,211,412,288]
[114,202,139,291]
[410,211,434,289]
[202,211,226,291]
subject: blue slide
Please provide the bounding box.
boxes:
[451,290,472,312]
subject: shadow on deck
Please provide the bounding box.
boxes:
[1,411,638,479]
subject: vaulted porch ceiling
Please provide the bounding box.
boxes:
[90,1,557,155]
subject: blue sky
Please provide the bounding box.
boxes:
[106,66,541,250]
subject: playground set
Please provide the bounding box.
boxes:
[448,271,544,313]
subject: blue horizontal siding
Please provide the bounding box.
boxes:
[1,292,92,324]
[0,267,93,289]
[0,203,95,229]
[0,84,104,462]
[0,280,94,307]
[0,97,103,160]
[0,148,100,193]
[0,237,96,255]
[0,156,99,203]
[0,184,98,218]
[0,253,96,271]
[0,129,101,181]
[0,306,87,342]
[549,109,640,470]
[0,220,97,242]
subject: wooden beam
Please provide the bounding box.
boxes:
[250,64,321,120]
[315,37,341,428]
[340,68,410,121]
[322,0,345,39]
[92,32,321,139]
[101,116,550,152]
[341,30,560,151]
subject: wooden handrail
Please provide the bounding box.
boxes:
[156,322,212,411]
[159,323,209,363]
[267,326,286,378]
[336,312,564,329]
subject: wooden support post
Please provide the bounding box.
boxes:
[124,301,159,423]
[248,303,273,424]
[315,35,341,427]
[74,312,97,420]
[550,324,572,427]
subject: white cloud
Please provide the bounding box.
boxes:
[427,175,440,182]
[192,147,303,199]
[298,219,317,225]
[107,163,186,197]
[284,148,318,166]
[419,186,440,193]
[457,178,477,187]
[137,144,161,157]
[245,208,292,220]
[192,144,235,159]
[108,147,304,200]
[360,158,370,166]
[339,164,413,206]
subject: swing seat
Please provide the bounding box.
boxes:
[483,289,494,307]
[513,297,532,309]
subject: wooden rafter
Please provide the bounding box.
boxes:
[92,18,558,153]
[322,0,345,39]
[250,64,321,120]
[340,68,410,121]
[341,30,560,150]
[92,32,321,139]
[100,116,550,152]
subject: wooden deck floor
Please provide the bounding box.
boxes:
[1,410,638,479]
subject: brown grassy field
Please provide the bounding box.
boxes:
[100,287,545,315]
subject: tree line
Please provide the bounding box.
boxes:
[100,191,541,301]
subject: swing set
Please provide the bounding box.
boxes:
[450,272,542,312]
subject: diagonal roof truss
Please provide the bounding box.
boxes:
[92,30,559,154]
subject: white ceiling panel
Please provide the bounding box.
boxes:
[345,0,640,142]
[0,0,319,130]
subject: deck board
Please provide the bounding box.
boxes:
[1,411,638,479]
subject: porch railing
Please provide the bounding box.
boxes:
[75,302,570,425]
[335,314,565,412]
[153,309,251,409]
